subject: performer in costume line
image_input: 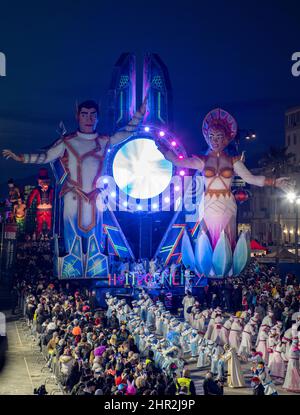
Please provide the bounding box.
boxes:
[223,344,246,388]
[3,99,147,257]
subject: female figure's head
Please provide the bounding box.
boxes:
[207,124,229,152]
[202,108,237,153]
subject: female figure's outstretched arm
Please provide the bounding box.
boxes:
[233,159,291,191]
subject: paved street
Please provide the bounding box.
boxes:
[0,312,62,395]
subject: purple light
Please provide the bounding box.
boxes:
[171,141,177,147]
[159,131,165,137]
[179,155,184,159]
[179,170,185,176]
[144,126,150,132]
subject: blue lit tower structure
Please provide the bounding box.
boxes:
[105,53,181,259]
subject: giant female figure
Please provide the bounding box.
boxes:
[157,108,290,277]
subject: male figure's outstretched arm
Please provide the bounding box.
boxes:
[3,138,65,164]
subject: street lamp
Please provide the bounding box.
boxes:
[286,192,300,263]
[234,129,257,152]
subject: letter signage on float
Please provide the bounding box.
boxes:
[0,52,6,77]
[291,52,300,77]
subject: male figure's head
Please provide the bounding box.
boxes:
[76,100,99,133]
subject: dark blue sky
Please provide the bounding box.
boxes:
[0,0,300,181]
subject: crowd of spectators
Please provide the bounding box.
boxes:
[8,234,300,395]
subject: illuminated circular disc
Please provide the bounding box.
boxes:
[112,138,173,199]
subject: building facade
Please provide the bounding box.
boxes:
[285,106,300,164]
[238,107,300,249]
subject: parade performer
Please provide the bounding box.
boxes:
[253,362,278,395]
[27,168,54,236]
[204,309,217,340]
[182,291,195,322]
[210,312,224,345]
[192,310,207,336]
[219,316,234,346]
[228,316,243,351]
[256,326,270,364]
[7,178,20,207]
[238,317,256,359]
[197,338,210,368]
[180,325,193,354]
[190,329,200,358]
[156,108,290,276]
[268,340,286,382]
[210,343,224,375]
[256,311,274,347]
[266,327,278,368]
[3,99,147,255]
[223,344,246,388]
[13,197,26,233]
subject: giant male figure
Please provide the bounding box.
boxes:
[3,99,146,276]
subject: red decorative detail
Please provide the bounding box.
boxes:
[250,240,266,251]
[234,188,249,203]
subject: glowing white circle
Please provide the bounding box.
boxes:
[112,138,173,199]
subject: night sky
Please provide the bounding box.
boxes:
[0,0,300,185]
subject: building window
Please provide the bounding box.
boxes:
[287,135,290,146]
[294,134,297,145]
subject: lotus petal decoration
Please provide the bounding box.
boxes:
[212,230,232,277]
[195,231,213,276]
[181,229,196,272]
[233,231,250,275]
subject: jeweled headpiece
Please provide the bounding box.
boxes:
[202,108,238,144]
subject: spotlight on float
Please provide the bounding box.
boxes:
[159,131,165,137]
[287,192,296,203]
[144,126,150,132]
[171,141,177,147]
[179,170,185,176]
